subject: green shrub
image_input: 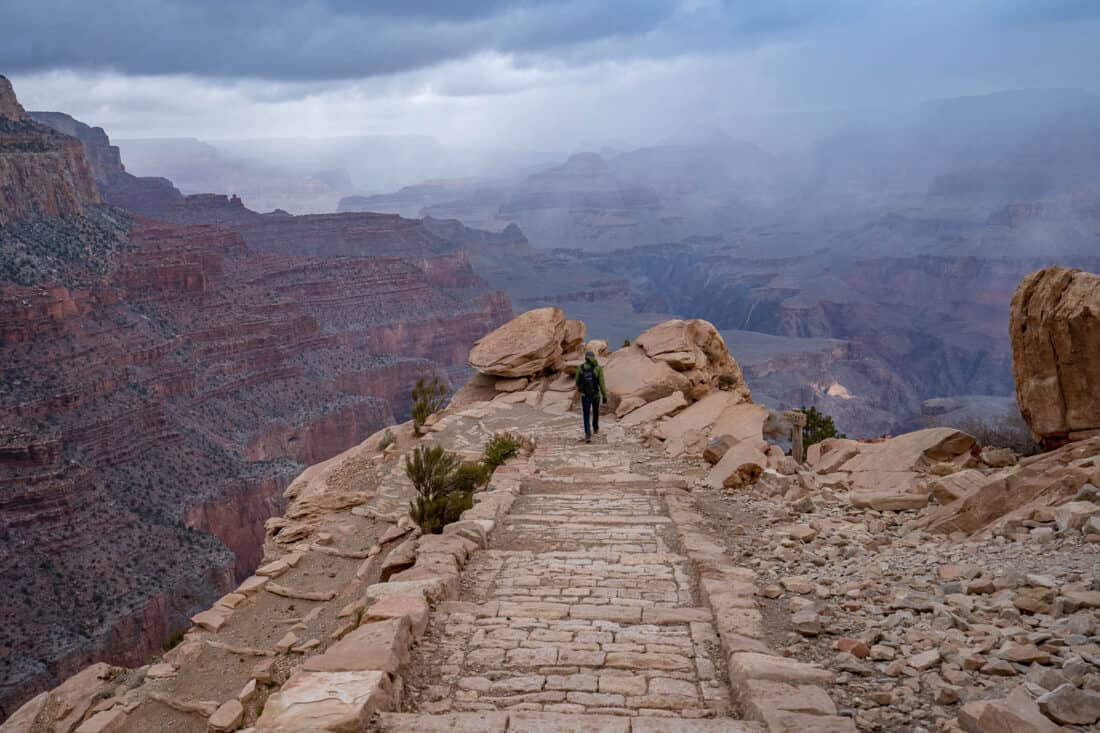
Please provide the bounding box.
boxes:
[450,462,490,493]
[801,405,846,448]
[411,377,448,435]
[483,431,536,470]
[406,444,466,534]
[405,444,459,501]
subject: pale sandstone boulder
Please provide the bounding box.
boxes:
[1011,266,1100,449]
[920,436,1100,534]
[620,391,688,427]
[0,663,124,733]
[585,338,610,356]
[655,392,762,457]
[603,346,691,407]
[706,440,769,489]
[303,617,412,674]
[634,319,752,402]
[254,670,395,731]
[958,685,1061,733]
[561,319,587,357]
[469,306,566,377]
[841,429,975,510]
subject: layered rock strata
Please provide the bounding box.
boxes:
[1010,266,1100,449]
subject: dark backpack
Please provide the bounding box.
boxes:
[579,363,600,398]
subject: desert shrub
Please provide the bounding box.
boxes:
[450,462,491,493]
[483,431,535,470]
[411,377,448,435]
[622,339,631,348]
[410,490,473,535]
[162,627,186,652]
[717,373,738,389]
[405,444,459,501]
[406,444,467,534]
[801,405,846,448]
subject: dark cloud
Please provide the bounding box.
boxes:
[0,0,686,80]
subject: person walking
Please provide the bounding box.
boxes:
[575,350,609,443]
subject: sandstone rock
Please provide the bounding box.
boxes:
[704,434,737,464]
[493,377,528,392]
[707,441,768,489]
[561,320,587,356]
[1054,500,1100,531]
[1037,683,1100,725]
[981,447,1018,467]
[958,685,1061,733]
[74,709,126,733]
[728,652,833,686]
[469,307,566,377]
[255,670,396,731]
[364,595,430,638]
[303,617,412,674]
[208,699,244,732]
[619,391,688,427]
[614,396,647,418]
[1011,266,1100,449]
[634,319,752,402]
[921,437,1100,534]
[585,339,610,356]
[603,346,691,407]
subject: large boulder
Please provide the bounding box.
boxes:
[1011,266,1100,449]
[634,319,752,402]
[602,346,692,407]
[469,307,566,377]
[919,436,1100,534]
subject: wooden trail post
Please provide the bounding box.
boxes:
[784,409,807,464]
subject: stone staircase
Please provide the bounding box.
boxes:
[374,409,848,732]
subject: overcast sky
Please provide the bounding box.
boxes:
[3,0,1099,151]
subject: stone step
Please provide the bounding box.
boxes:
[377,711,766,732]
[505,514,672,525]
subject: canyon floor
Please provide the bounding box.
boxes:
[10,395,1098,733]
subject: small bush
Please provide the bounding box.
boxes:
[483,432,535,470]
[622,339,631,348]
[162,627,186,652]
[405,444,459,501]
[717,374,737,389]
[411,490,473,534]
[411,377,448,435]
[406,444,466,534]
[450,462,490,493]
[801,405,846,448]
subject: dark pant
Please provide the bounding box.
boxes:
[582,394,600,438]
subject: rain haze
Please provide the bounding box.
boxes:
[4,0,1100,150]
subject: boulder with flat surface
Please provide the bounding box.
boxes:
[634,319,752,402]
[469,307,566,377]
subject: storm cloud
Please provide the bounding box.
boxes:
[3,0,1099,149]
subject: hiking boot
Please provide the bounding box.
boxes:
[584,436,591,444]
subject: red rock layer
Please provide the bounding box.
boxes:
[0,214,511,717]
[0,78,101,224]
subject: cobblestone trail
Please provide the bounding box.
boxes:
[379,411,791,732]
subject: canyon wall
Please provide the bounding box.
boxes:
[1,82,513,719]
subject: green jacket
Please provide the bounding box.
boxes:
[575,355,609,401]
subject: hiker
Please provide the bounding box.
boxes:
[575,350,609,443]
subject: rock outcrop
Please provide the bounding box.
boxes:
[468,307,567,377]
[1011,266,1100,449]
[0,77,514,719]
[6,302,1100,733]
[0,75,101,225]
